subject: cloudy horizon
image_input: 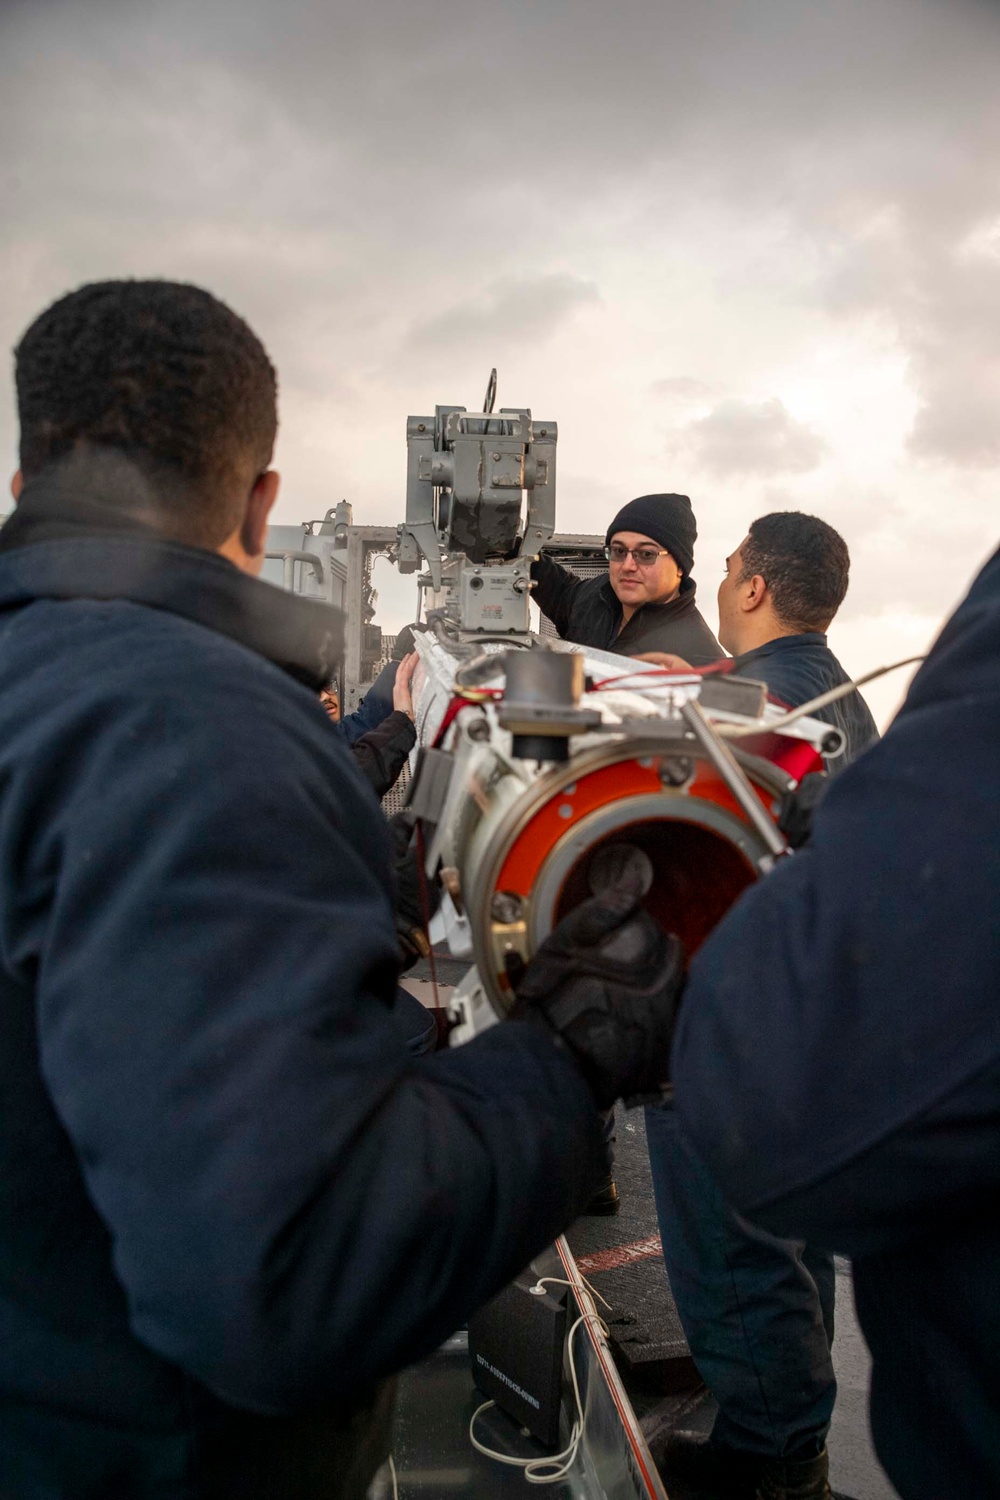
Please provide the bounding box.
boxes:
[3,0,998,724]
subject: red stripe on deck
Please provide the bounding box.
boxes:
[575,1235,663,1274]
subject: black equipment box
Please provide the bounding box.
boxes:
[468,1275,568,1447]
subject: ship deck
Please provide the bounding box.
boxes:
[392,964,899,1499]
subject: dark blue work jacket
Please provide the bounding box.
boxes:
[0,488,603,1499]
[729,630,879,768]
[674,546,1000,1499]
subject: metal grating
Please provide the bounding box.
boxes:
[536,535,606,639]
[381,758,412,818]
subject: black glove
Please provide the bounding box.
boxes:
[388,811,441,969]
[514,891,685,1110]
[777,771,829,850]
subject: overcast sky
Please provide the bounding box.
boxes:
[3,0,998,723]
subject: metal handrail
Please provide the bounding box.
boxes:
[264,550,324,591]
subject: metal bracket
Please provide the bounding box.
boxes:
[679,699,789,863]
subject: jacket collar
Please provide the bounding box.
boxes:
[733,632,828,668]
[0,478,342,690]
[599,572,700,620]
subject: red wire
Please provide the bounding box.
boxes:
[589,658,735,690]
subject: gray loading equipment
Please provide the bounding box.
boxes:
[263,504,396,713]
[264,512,608,713]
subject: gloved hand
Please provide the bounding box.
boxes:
[777,770,828,849]
[513,891,685,1110]
[388,810,440,969]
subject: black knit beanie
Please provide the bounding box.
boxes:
[605,493,697,577]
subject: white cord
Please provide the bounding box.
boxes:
[715,654,927,739]
[527,1275,612,1312]
[468,1276,610,1485]
[387,1454,399,1500]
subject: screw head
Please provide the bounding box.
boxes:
[491,891,523,924]
[660,756,693,787]
[466,717,490,742]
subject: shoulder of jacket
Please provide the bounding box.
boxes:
[7,597,322,753]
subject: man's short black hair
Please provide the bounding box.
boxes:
[14,279,278,546]
[739,511,850,632]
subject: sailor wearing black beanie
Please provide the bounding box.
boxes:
[604,493,698,579]
[531,492,721,662]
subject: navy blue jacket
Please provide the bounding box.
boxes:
[729,631,879,768]
[673,547,1000,1498]
[0,494,603,1497]
[335,657,398,747]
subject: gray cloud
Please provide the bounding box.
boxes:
[24,0,991,486]
[404,274,600,355]
[817,203,1000,469]
[682,399,826,479]
[650,377,719,402]
[909,372,1000,469]
[1,0,999,623]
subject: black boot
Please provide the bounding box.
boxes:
[755,1447,832,1500]
[657,1430,759,1498]
[583,1175,620,1215]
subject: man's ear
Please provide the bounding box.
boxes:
[740,573,768,614]
[10,470,23,503]
[240,470,280,564]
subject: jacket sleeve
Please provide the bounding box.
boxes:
[20,671,604,1415]
[670,582,1000,1226]
[335,658,399,747]
[676,615,724,667]
[530,553,583,638]
[350,710,416,799]
[748,1060,1000,1259]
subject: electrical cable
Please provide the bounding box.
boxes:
[388,1454,399,1500]
[529,1274,612,1310]
[714,654,927,739]
[454,652,507,690]
[589,669,695,690]
[468,1276,611,1485]
[588,652,925,711]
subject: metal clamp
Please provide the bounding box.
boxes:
[679,699,789,863]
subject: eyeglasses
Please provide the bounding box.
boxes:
[605,543,672,568]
